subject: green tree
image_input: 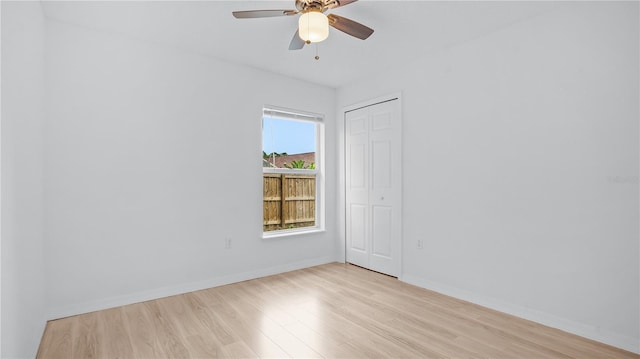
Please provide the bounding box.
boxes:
[263,151,287,159]
[284,160,315,169]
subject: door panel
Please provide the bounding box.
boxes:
[372,205,392,257]
[349,144,366,189]
[372,140,391,189]
[346,112,369,269]
[347,204,368,267]
[349,204,367,251]
[372,112,391,131]
[350,117,367,134]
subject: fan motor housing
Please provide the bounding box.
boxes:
[296,0,326,11]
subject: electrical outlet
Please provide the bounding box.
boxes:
[225,237,232,249]
[417,239,423,249]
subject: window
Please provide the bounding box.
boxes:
[262,106,323,234]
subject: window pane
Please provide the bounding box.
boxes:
[263,173,316,232]
[262,114,319,233]
[263,117,316,169]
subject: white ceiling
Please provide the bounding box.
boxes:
[41,1,561,88]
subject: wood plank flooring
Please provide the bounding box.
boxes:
[37,263,639,358]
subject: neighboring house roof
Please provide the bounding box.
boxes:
[264,152,316,169]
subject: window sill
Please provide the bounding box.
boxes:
[263,227,326,239]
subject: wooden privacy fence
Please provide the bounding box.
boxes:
[263,173,316,231]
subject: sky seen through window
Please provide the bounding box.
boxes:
[262,117,316,155]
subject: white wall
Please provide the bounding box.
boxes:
[1,2,48,358]
[338,2,639,353]
[44,19,337,318]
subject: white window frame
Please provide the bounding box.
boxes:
[262,105,324,238]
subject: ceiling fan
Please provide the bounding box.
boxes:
[232,0,374,50]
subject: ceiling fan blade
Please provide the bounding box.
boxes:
[232,10,297,19]
[289,30,305,50]
[327,14,374,40]
[325,0,358,10]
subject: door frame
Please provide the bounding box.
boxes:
[338,92,402,279]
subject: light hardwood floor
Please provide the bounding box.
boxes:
[37,263,638,358]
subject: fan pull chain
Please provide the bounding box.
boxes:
[315,43,320,61]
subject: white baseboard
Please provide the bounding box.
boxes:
[402,274,640,355]
[47,256,336,320]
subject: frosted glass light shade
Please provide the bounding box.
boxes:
[298,11,329,43]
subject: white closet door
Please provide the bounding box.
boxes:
[345,99,401,277]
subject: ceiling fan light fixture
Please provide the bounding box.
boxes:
[298,11,329,43]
